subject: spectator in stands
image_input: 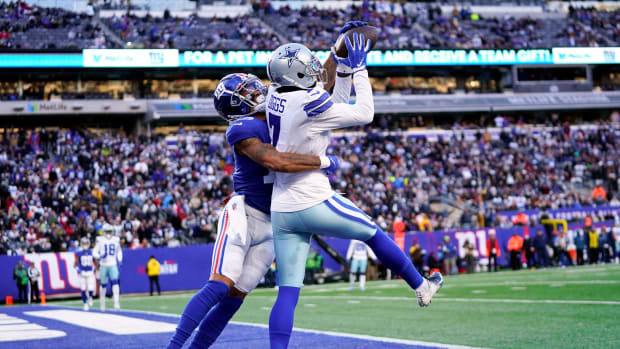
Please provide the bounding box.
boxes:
[147,255,161,296]
[487,231,501,272]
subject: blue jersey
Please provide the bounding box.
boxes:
[226,116,273,214]
[76,250,94,273]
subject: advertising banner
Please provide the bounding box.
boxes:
[0,48,618,68]
[497,206,620,224]
[180,48,553,67]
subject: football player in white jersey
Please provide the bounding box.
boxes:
[93,223,123,311]
[74,237,96,311]
[265,30,443,348]
[346,240,376,291]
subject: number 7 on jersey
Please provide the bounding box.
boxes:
[267,112,281,147]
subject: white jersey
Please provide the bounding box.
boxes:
[267,70,374,212]
[347,240,377,261]
[93,235,123,267]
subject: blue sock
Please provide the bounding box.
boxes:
[269,286,300,349]
[81,291,87,304]
[89,291,94,299]
[365,229,424,289]
[189,296,244,348]
[168,280,229,349]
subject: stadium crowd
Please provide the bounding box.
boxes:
[0,1,618,50]
[0,2,116,49]
[1,121,619,256]
[103,12,281,50]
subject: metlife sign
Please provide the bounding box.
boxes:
[83,49,179,67]
[552,47,620,65]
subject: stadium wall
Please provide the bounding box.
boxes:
[1,208,617,301]
[0,244,213,302]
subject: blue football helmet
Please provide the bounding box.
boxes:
[213,73,268,122]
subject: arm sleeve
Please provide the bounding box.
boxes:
[331,74,352,104]
[309,70,374,133]
[226,120,260,147]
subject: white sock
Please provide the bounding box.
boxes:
[112,284,120,306]
[349,273,355,288]
[100,286,106,308]
[360,274,366,289]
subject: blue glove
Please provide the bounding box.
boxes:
[339,33,371,74]
[325,155,339,175]
[339,21,367,35]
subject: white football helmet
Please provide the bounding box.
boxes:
[267,43,327,89]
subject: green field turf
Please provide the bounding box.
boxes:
[55,264,620,348]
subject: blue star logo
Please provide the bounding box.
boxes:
[281,47,301,68]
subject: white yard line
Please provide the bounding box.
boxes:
[228,320,487,349]
[447,280,620,287]
[249,295,620,306]
[44,305,484,349]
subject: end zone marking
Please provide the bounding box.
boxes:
[97,307,485,349]
[0,313,66,342]
[24,309,177,335]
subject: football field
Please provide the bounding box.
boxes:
[4,264,620,348]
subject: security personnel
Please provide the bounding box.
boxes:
[147,256,161,296]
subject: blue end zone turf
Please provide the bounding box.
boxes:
[0,305,447,349]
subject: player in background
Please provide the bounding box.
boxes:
[265,26,443,348]
[74,237,96,311]
[346,240,376,291]
[168,73,338,349]
[93,223,123,311]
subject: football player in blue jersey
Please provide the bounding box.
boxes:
[168,73,339,349]
[74,237,96,311]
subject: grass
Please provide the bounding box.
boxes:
[53,264,620,348]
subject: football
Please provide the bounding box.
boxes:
[334,25,379,57]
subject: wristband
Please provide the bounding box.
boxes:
[319,156,331,169]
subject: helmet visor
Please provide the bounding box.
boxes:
[305,57,328,85]
[231,76,268,110]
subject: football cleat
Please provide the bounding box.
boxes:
[100,302,105,312]
[83,303,89,311]
[114,303,120,310]
[415,272,443,308]
[88,298,93,307]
